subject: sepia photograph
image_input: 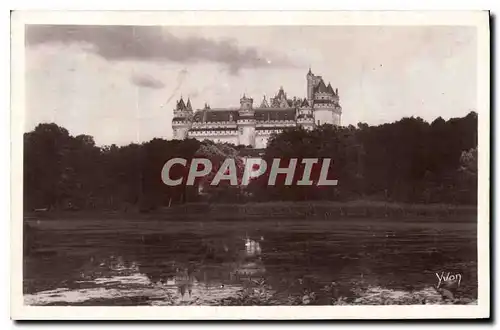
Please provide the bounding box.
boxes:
[10,11,490,320]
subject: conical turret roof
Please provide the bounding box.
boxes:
[316,79,328,93]
[326,83,335,95]
[276,86,286,100]
[177,97,186,110]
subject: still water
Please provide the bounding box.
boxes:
[23,217,477,305]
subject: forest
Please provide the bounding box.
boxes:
[23,112,478,212]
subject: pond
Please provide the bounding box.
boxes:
[23,217,477,305]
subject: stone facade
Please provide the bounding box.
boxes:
[172,69,342,148]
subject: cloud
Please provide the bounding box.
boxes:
[25,25,295,74]
[130,73,165,89]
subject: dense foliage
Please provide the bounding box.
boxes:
[23,112,478,211]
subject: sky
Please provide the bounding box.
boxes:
[25,25,477,146]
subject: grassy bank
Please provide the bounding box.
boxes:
[215,283,478,306]
[24,200,477,222]
[162,200,476,221]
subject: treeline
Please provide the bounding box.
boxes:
[250,112,478,204]
[23,112,478,211]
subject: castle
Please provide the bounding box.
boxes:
[172,69,342,148]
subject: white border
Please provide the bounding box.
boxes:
[10,10,490,320]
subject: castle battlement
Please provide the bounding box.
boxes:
[171,68,342,148]
[192,122,237,127]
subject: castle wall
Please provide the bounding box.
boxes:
[237,118,256,146]
[314,108,335,126]
[254,132,274,149]
[188,130,239,145]
[238,125,255,146]
[333,113,341,126]
[208,135,239,145]
[191,122,237,130]
[172,122,191,140]
[297,119,314,130]
[256,121,296,128]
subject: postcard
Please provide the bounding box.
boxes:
[10,10,490,320]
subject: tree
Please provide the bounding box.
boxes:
[23,111,478,210]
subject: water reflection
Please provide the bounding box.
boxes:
[23,219,478,305]
[93,234,270,304]
[135,233,265,280]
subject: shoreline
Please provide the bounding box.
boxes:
[24,200,477,222]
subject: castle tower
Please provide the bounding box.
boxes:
[307,68,342,126]
[237,94,256,147]
[297,98,314,130]
[306,68,314,102]
[306,68,323,102]
[329,86,342,125]
[172,96,193,139]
